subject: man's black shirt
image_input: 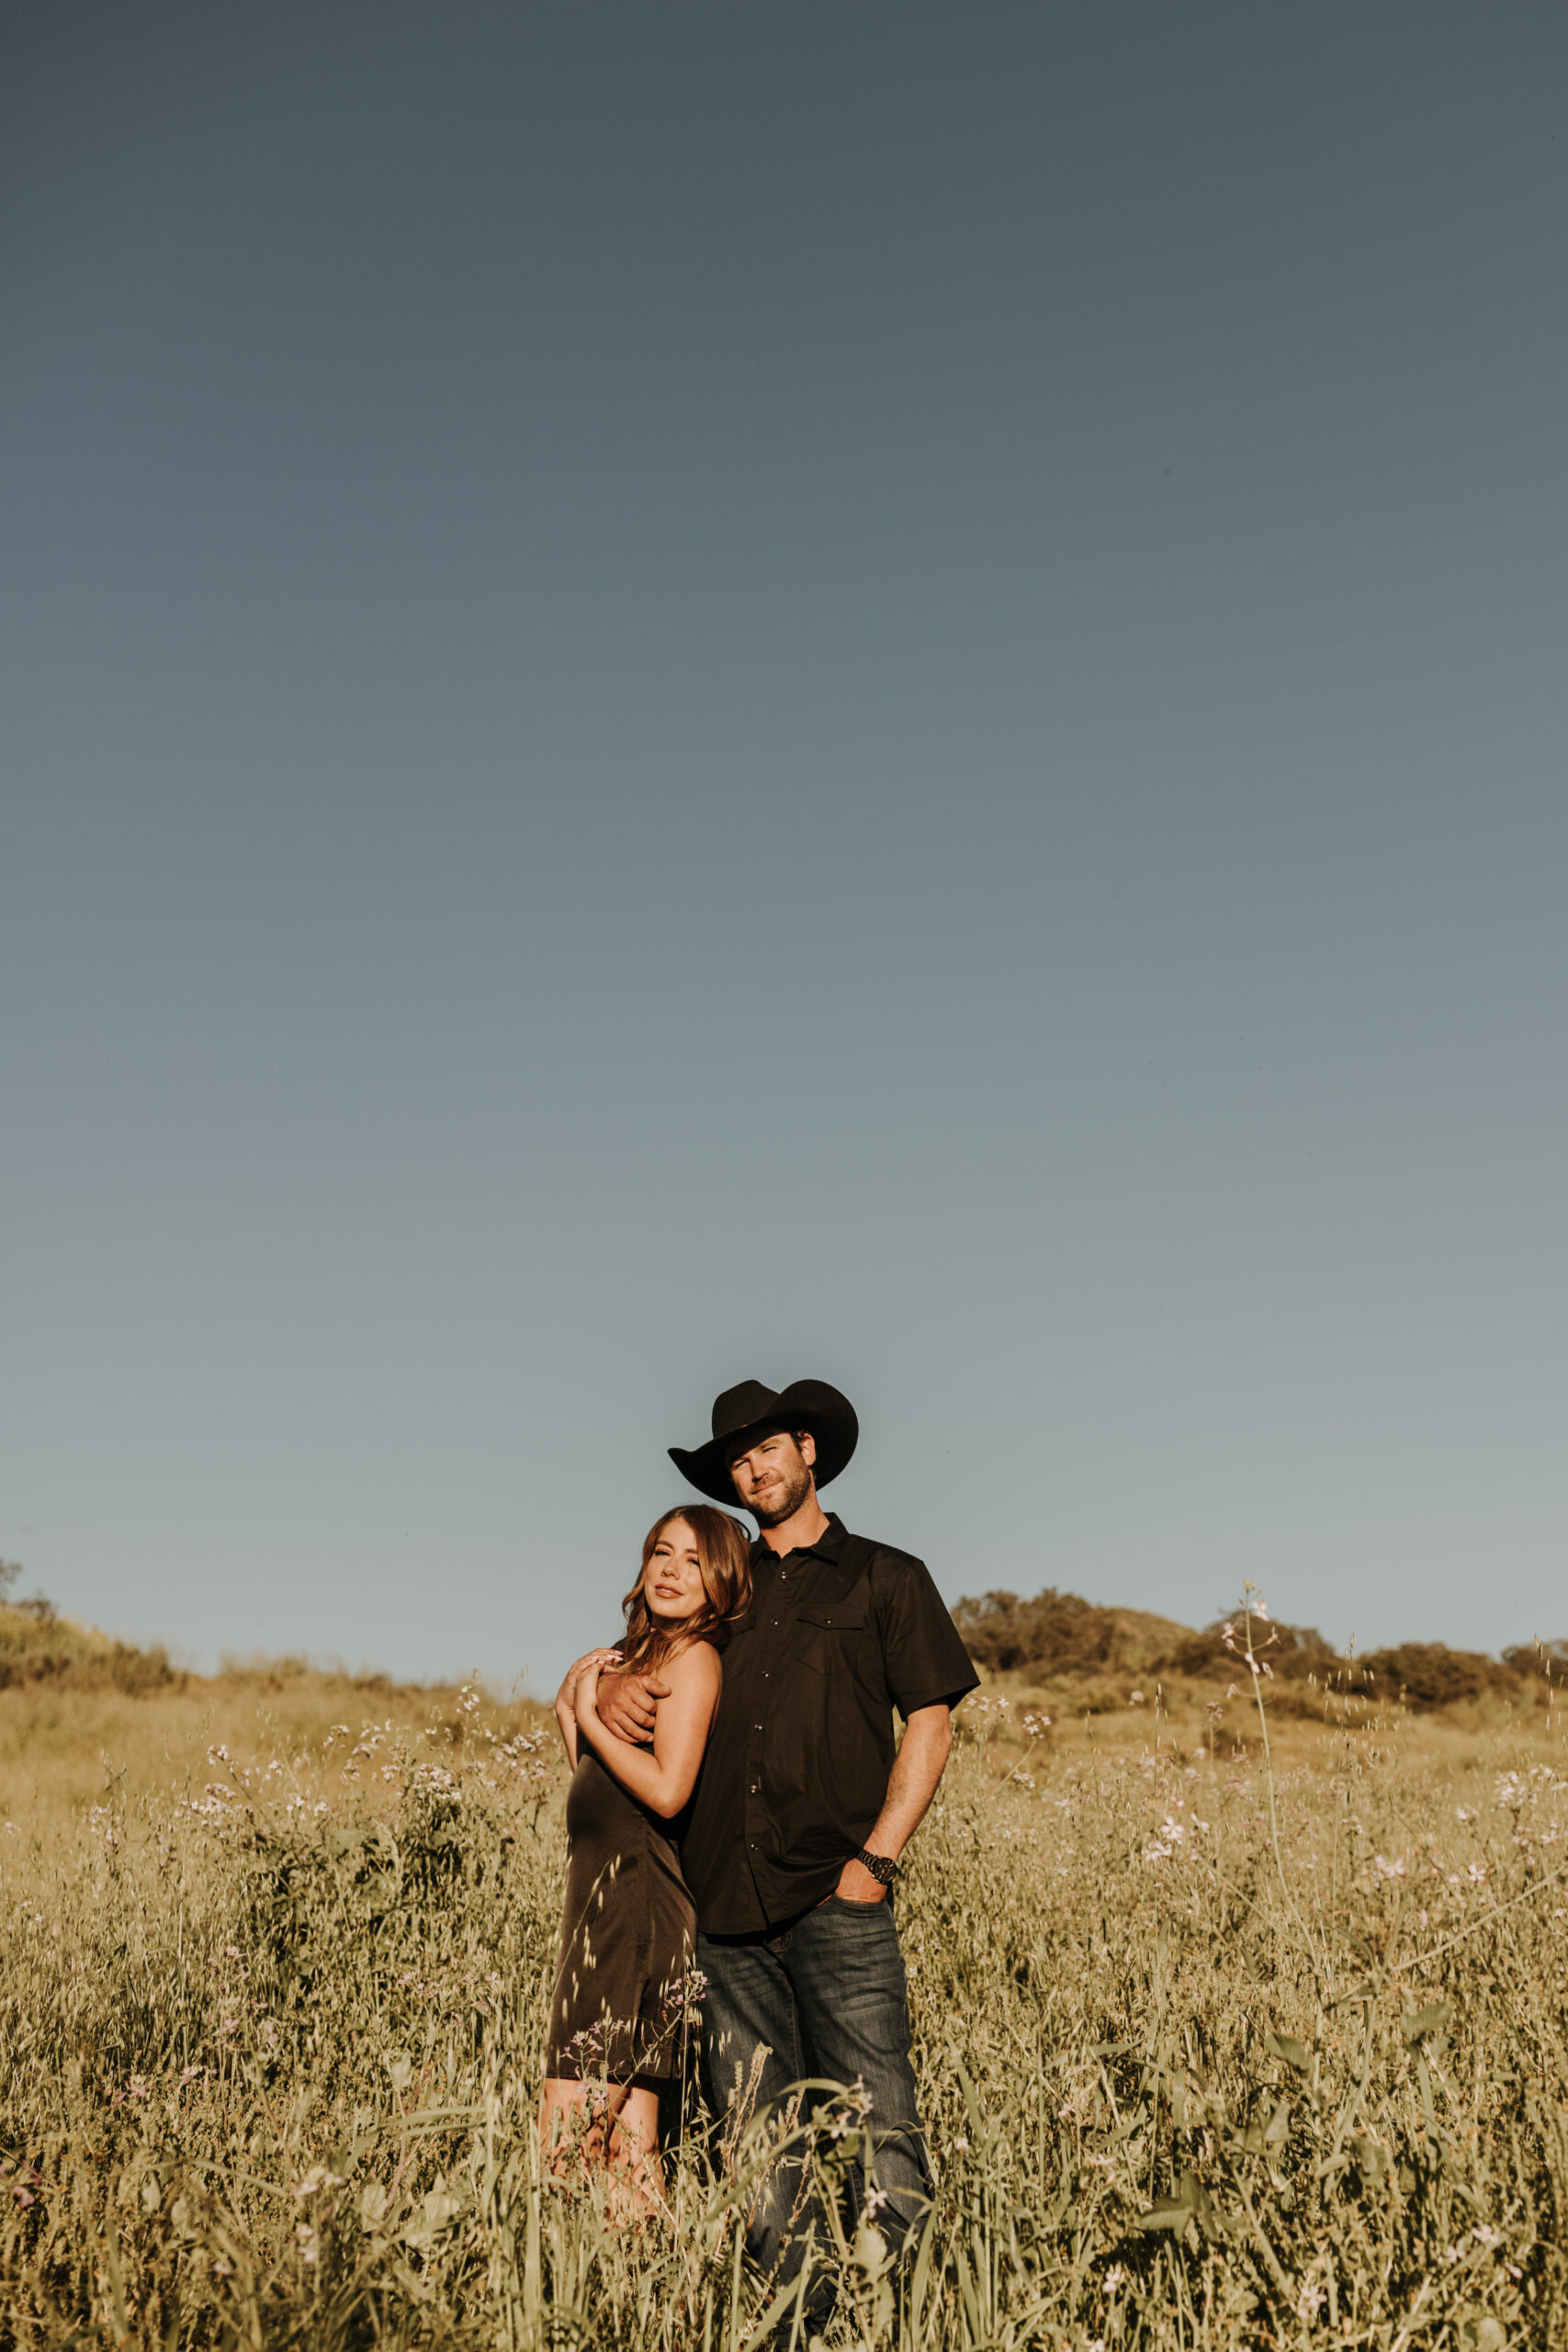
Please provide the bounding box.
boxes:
[680,1514,978,1935]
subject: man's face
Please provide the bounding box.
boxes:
[727,1429,817,1526]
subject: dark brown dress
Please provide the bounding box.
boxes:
[544,1740,698,2092]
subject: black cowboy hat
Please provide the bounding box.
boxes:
[669,1379,859,1508]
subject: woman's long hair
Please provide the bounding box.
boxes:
[619,1506,752,1674]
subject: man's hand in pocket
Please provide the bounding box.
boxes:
[834,1856,888,1903]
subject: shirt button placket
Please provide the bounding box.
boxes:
[746,1704,765,1863]
[745,1563,780,1894]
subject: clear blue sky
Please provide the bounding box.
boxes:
[4,3,1564,1683]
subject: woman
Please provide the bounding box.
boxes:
[540,1503,751,2206]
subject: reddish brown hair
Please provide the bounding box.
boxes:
[620,1505,752,1674]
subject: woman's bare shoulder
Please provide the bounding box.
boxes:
[663,1638,723,1693]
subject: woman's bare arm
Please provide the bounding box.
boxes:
[574,1644,721,1819]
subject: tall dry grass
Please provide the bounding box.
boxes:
[2,1626,1566,2347]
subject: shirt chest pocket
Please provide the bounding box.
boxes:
[796,1588,871,1677]
[719,1613,756,1670]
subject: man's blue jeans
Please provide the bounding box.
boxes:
[697,1895,931,2310]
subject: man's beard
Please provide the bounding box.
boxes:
[740,1460,814,1527]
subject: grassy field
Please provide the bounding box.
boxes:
[2,1600,1567,2348]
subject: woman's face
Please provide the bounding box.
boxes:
[642,1518,708,1625]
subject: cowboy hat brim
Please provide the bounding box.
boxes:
[669,1378,859,1509]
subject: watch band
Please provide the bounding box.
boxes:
[854,1847,899,1886]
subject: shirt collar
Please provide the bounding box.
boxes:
[750,1510,846,1570]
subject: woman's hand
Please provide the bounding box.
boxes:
[555,1648,621,1716]
[573,1658,603,1717]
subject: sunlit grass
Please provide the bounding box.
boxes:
[2,1641,1566,2346]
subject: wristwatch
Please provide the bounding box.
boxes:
[854,1848,899,1887]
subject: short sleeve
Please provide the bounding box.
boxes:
[870,1549,980,1718]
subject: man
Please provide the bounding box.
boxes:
[598,1376,976,2318]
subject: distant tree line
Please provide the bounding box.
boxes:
[953,1585,1568,1714]
[0,1561,181,1694]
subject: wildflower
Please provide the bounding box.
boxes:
[292,2165,345,2199]
[827,2081,872,2137]
[1103,2264,1125,2294]
[1472,2223,1503,2248]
